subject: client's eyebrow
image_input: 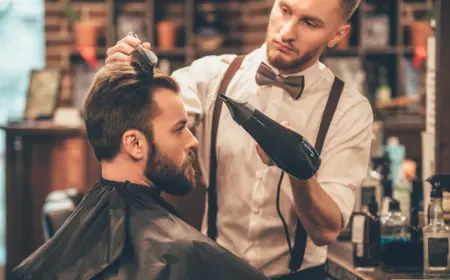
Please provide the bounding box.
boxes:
[172,119,187,129]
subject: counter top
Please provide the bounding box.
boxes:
[0,120,84,136]
[327,242,425,280]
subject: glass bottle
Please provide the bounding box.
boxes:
[352,195,381,267]
[380,199,408,248]
[375,66,392,107]
[366,195,381,266]
[423,177,450,277]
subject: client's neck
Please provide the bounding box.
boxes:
[101,159,151,187]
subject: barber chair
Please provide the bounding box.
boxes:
[42,188,85,240]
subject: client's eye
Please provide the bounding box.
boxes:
[175,126,185,135]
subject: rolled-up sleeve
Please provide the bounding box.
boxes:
[171,55,226,128]
[316,98,374,229]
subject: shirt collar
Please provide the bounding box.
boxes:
[254,43,324,93]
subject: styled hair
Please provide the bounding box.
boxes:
[341,0,361,20]
[82,63,179,161]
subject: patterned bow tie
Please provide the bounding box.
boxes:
[255,62,305,100]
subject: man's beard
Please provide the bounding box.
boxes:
[145,144,196,196]
[266,39,323,73]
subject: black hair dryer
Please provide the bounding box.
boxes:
[219,94,321,180]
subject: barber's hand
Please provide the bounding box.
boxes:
[255,121,292,167]
[105,35,152,65]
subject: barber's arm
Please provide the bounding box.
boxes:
[256,100,373,246]
[171,56,226,129]
[105,35,224,128]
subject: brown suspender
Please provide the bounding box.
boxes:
[289,76,344,271]
[207,55,246,240]
[207,55,345,271]
[315,78,344,154]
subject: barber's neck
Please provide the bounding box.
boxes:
[101,157,151,187]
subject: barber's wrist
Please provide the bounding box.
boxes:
[288,174,309,187]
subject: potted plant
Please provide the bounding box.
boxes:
[409,5,434,68]
[156,19,178,50]
[63,0,99,69]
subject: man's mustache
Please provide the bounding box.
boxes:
[183,150,196,169]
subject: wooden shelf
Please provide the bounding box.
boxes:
[69,47,108,59]
[194,47,243,57]
[241,15,269,27]
[153,48,187,57]
[119,2,147,13]
[325,47,360,56]
[245,1,272,11]
[403,46,415,54]
[383,114,425,131]
[362,46,398,55]
[197,2,243,12]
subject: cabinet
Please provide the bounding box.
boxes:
[0,122,100,277]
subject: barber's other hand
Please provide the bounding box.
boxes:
[255,121,292,167]
[105,36,152,65]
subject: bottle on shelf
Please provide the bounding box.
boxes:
[375,66,392,108]
[423,175,450,277]
[374,151,393,216]
[352,195,381,268]
[380,198,408,248]
[355,161,382,213]
[410,157,424,242]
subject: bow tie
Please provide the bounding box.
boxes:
[255,62,305,100]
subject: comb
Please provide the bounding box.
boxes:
[128,31,158,74]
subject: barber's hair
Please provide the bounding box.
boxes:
[82,63,179,161]
[341,0,361,20]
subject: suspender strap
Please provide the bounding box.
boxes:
[315,77,345,154]
[207,55,246,240]
[289,76,345,271]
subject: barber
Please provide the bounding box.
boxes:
[105,0,373,279]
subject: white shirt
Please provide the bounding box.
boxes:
[171,44,373,277]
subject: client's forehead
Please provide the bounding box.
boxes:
[152,88,187,122]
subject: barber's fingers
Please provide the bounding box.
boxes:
[280,121,294,131]
[105,36,153,64]
[142,42,151,49]
[117,35,142,48]
[105,52,133,65]
[106,42,136,58]
[255,143,274,166]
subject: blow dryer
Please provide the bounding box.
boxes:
[219,94,321,180]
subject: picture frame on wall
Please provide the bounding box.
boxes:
[23,68,62,120]
[72,61,99,112]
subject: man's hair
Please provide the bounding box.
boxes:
[341,0,361,20]
[82,63,179,161]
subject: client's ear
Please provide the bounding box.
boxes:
[122,130,147,161]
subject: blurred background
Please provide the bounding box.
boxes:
[0,0,446,279]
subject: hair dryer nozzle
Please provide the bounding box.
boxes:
[219,94,255,125]
[219,93,229,101]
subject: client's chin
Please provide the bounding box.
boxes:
[155,168,195,197]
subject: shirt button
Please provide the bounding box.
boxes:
[252,207,261,214]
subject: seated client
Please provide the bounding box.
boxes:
[11,62,269,280]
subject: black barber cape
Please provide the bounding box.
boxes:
[11,179,269,280]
